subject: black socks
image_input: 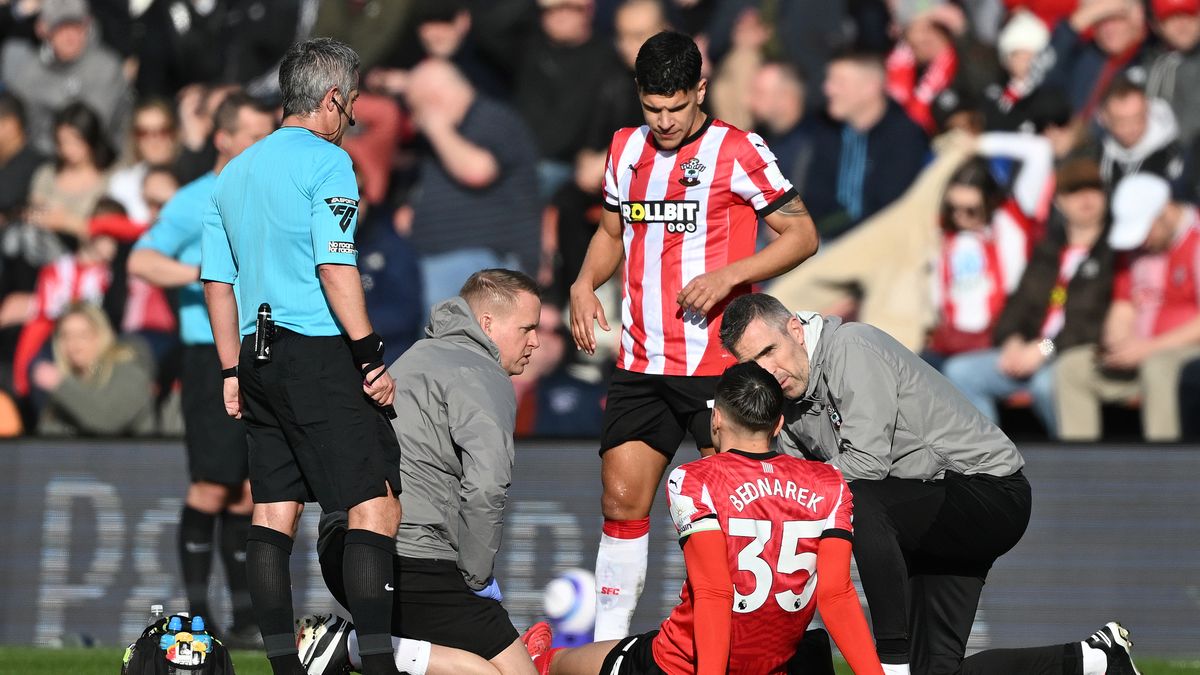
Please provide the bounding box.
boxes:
[343,529,399,675]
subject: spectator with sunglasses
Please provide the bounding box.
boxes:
[924,132,1055,370]
[943,159,1115,437]
[108,99,181,225]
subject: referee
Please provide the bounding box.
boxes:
[129,90,275,647]
[201,38,402,675]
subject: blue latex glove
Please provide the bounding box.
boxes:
[473,578,503,602]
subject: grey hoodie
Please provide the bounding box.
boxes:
[388,297,518,590]
[777,315,1024,481]
[1097,97,1187,187]
[1148,46,1200,147]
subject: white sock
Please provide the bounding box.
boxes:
[593,529,649,640]
[348,630,361,670]
[395,637,432,675]
[347,630,431,675]
[1081,642,1107,675]
[882,664,911,675]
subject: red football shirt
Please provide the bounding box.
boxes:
[653,450,854,675]
[602,118,796,377]
[1112,207,1200,338]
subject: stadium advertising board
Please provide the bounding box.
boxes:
[0,440,1197,657]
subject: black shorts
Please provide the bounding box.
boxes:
[180,344,249,486]
[238,330,401,511]
[316,514,518,660]
[600,370,718,457]
[599,631,666,675]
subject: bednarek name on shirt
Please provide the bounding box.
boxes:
[729,478,825,513]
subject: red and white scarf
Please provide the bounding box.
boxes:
[887,41,959,133]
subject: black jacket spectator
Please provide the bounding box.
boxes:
[992,214,1115,353]
[0,95,45,222]
[136,0,304,98]
[515,33,619,163]
[804,101,929,239]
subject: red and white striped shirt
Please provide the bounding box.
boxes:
[603,118,795,376]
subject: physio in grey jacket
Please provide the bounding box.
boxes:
[317,269,544,672]
[390,291,535,591]
[720,293,1033,675]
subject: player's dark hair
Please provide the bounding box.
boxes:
[214,90,274,134]
[719,293,794,354]
[0,91,28,128]
[460,268,541,313]
[715,362,784,435]
[54,101,116,170]
[635,31,702,96]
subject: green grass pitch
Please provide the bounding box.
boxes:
[1,648,1198,674]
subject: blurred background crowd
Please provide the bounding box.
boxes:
[0,0,1197,442]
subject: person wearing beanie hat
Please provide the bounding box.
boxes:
[1147,0,1200,145]
[1055,173,1200,441]
[998,9,1051,60]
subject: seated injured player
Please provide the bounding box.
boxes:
[519,362,885,675]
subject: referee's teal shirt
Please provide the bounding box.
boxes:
[201,127,360,337]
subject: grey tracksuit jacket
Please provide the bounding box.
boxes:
[389,297,517,590]
[777,315,1025,482]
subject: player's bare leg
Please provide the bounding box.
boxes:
[346,631,522,675]
[543,639,623,675]
[594,441,669,640]
[422,644,501,675]
[482,639,540,675]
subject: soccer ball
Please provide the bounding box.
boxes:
[543,568,597,646]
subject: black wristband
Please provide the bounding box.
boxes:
[349,332,385,369]
[221,366,238,379]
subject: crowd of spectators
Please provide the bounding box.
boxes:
[0,0,1197,442]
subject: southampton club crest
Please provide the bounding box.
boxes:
[678,158,706,187]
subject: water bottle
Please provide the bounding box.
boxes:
[148,604,164,627]
[191,615,213,652]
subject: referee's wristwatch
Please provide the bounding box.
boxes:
[221,365,239,379]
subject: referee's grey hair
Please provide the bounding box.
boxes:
[460,269,540,313]
[719,293,794,354]
[279,38,360,118]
